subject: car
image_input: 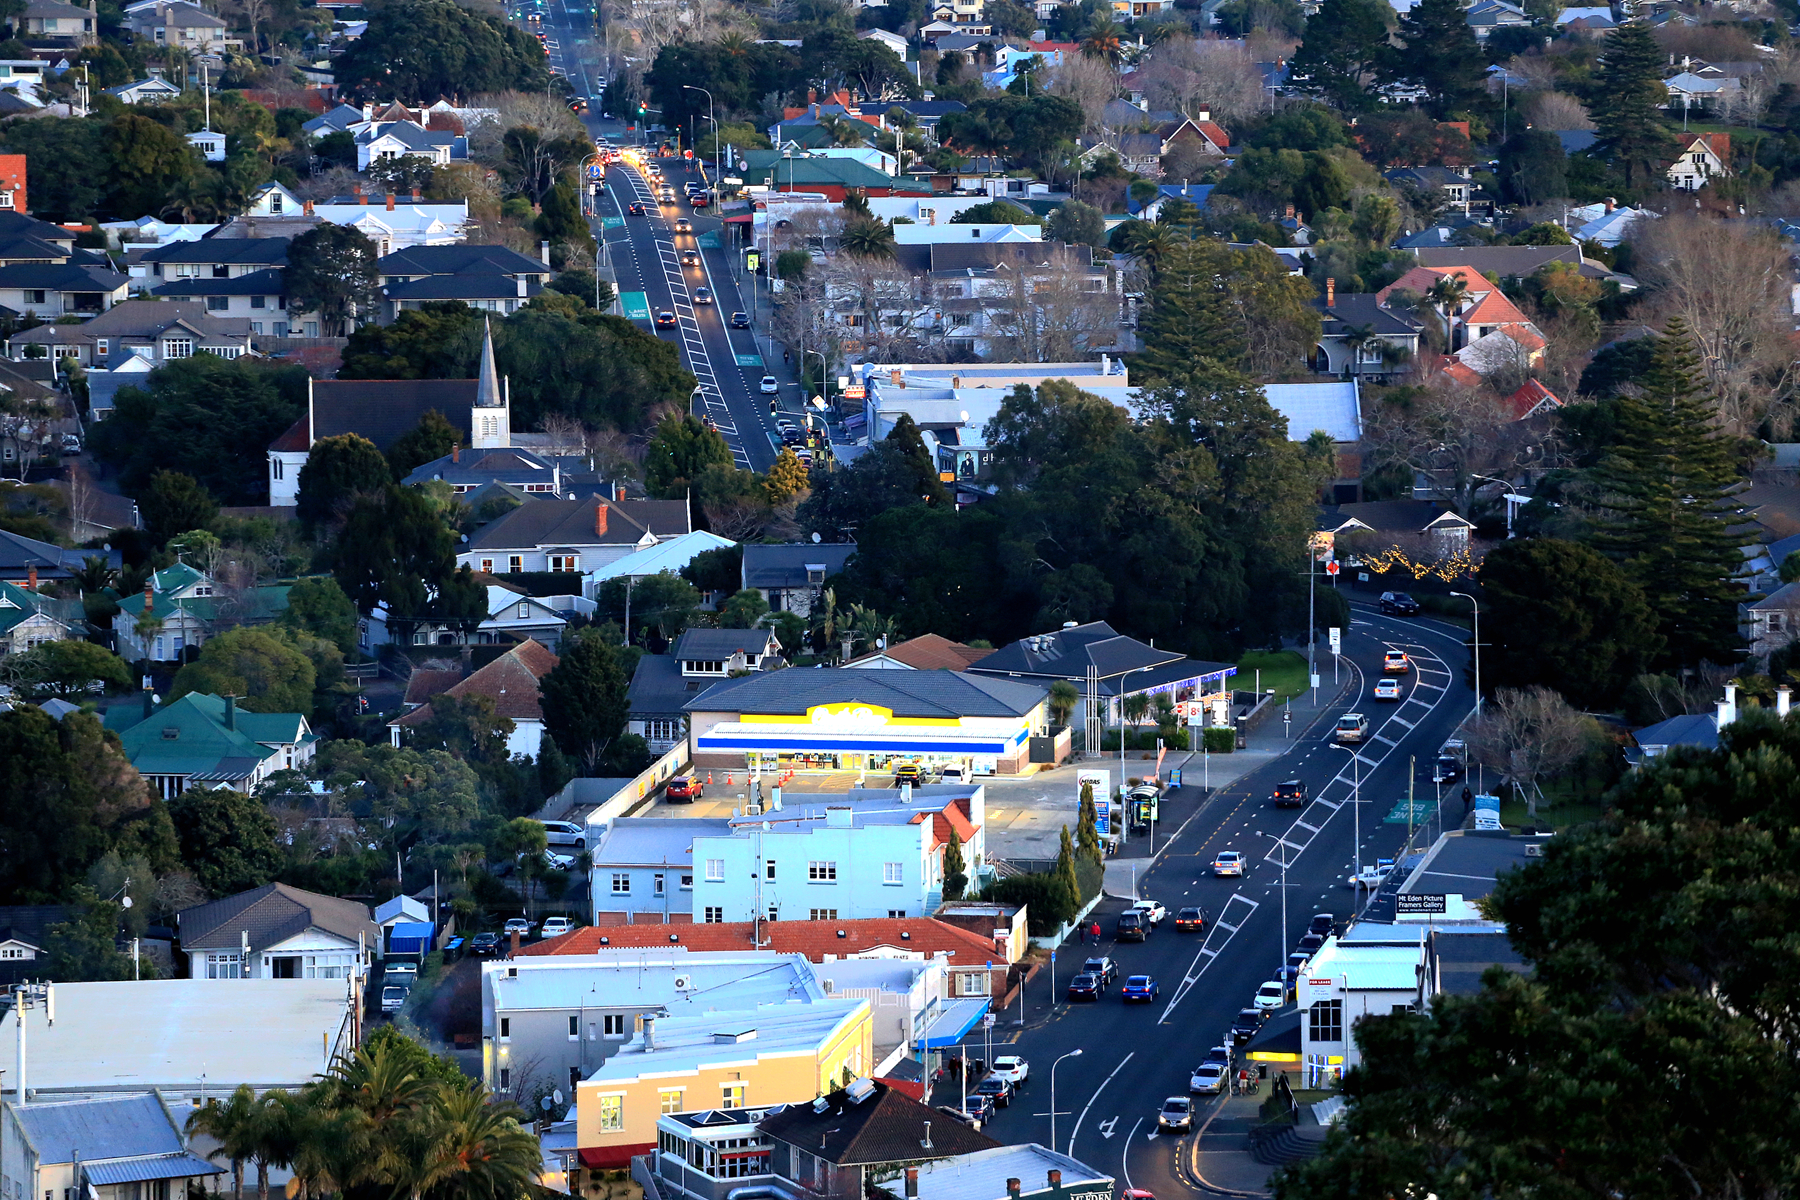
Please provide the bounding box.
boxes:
[1380,591,1422,616]
[1116,911,1149,942]
[1348,858,1395,889]
[540,819,585,848]
[960,1094,993,1125]
[469,931,502,958]
[627,201,647,215]
[1066,972,1101,1001]
[680,248,699,265]
[1120,974,1159,1002]
[1297,932,1324,957]
[1082,957,1117,985]
[666,775,702,802]
[1273,780,1307,808]
[781,426,804,446]
[1212,850,1244,877]
[973,1076,1012,1108]
[380,984,409,1014]
[674,217,692,232]
[1383,649,1411,674]
[656,310,677,327]
[568,98,588,113]
[1188,1062,1226,1094]
[1203,1044,1232,1071]
[540,916,575,938]
[544,849,578,870]
[1309,913,1334,937]
[892,762,924,783]
[1373,678,1402,701]
[1230,1008,1264,1044]
[1131,899,1166,925]
[1287,950,1312,975]
[990,1055,1029,1086]
[691,192,709,208]
[385,960,418,982]
[660,189,675,203]
[730,311,751,328]
[60,433,80,455]
[1432,754,1463,784]
[759,375,780,394]
[693,286,712,304]
[1334,712,1369,743]
[1158,1096,1193,1133]
[503,917,535,937]
[1254,979,1287,1010]
[1173,907,1205,932]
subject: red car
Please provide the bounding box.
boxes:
[666,775,701,802]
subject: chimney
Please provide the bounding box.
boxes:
[1718,697,1733,729]
[303,199,314,216]
[411,187,421,201]
[1047,1170,1062,1188]
[26,565,36,590]
[452,444,460,463]
[905,1169,919,1198]
[539,240,551,266]
[1725,683,1737,726]
[385,193,395,211]
[509,930,520,956]
[1284,203,1295,219]
[516,277,527,298]
[224,694,236,731]
[643,1016,656,1050]
[808,88,817,104]
[1006,1181,1020,1199]
[143,580,153,608]
[1326,277,1335,308]
[1604,197,1616,213]
[1780,686,1793,718]
[594,502,608,537]
[615,482,626,502]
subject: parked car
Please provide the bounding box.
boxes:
[892,762,924,783]
[1116,910,1149,942]
[543,849,577,870]
[60,433,80,455]
[1066,972,1102,1001]
[540,820,585,848]
[1189,1062,1226,1094]
[541,916,575,938]
[1173,907,1205,932]
[730,311,751,328]
[1212,850,1244,877]
[1254,979,1287,1011]
[469,931,501,958]
[1158,1096,1193,1133]
[1273,780,1307,808]
[990,1055,1029,1086]
[666,775,702,802]
[1297,932,1324,956]
[1309,913,1334,937]
[1120,974,1159,1002]
[380,985,409,1014]
[503,917,535,937]
[1432,754,1463,784]
[1373,678,1402,701]
[1379,591,1421,616]
[1382,650,1411,674]
[1230,1008,1263,1045]
[1131,899,1166,925]
[1083,957,1118,985]
[939,764,968,784]
[973,1076,1012,1108]
[1334,713,1369,743]
[759,375,780,393]
[959,1094,993,1125]
[385,960,418,982]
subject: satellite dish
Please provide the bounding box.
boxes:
[540,1096,554,1112]
[121,896,133,909]
[811,532,821,543]
[554,1089,565,1105]
[960,410,969,423]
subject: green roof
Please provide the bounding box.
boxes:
[741,156,909,190]
[0,579,82,636]
[121,582,291,624]
[112,692,311,782]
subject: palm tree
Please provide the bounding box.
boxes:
[1425,272,1470,351]
[1080,17,1125,64]
[186,1085,263,1200]
[1124,223,1184,286]
[1338,322,1378,374]
[848,602,897,652]
[809,586,840,656]
[70,554,117,594]
[1122,693,1151,727]
[401,1081,541,1200]
[839,218,895,260]
[841,189,873,220]
[1048,679,1080,728]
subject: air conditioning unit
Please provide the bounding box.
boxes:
[672,974,692,990]
[1524,843,1545,858]
[821,979,835,994]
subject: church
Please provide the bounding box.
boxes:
[268,320,512,506]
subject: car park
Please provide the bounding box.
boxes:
[1066,972,1102,1001]
[1254,979,1287,1010]
[540,819,585,848]
[674,217,692,232]
[1173,907,1205,931]
[760,375,780,393]
[973,1077,1012,1108]
[1334,712,1369,743]
[1120,974,1159,1002]
[1188,1061,1226,1094]
[1131,899,1166,925]
[1212,850,1244,877]
[1379,591,1421,616]
[666,775,702,801]
[693,286,712,304]
[1383,650,1410,674]
[1158,1096,1193,1133]
[656,310,677,327]
[470,931,501,957]
[990,1055,1029,1086]
[1273,780,1307,808]
[1373,678,1402,700]
[730,311,750,328]
[1083,957,1117,985]
[1230,1009,1263,1044]
[541,916,575,938]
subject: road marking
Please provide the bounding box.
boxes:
[1124,1117,1144,1193]
[1067,1052,1134,1157]
[1159,893,1260,1023]
[1099,1116,1119,1139]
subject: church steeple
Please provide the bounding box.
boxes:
[471,318,510,448]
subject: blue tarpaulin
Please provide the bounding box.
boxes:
[918,998,990,1049]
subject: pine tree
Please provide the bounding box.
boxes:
[1588,318,1747,669]
[1589,20,1674,189]
[885,414,949,506]
[1288,0,1392,112]
[1391,0,1484,118]
[1131,238,1320,382]
[1056,824,1083,923]
[764,446,811,505]
[942,827,967,901]
[1077,781,1102,864]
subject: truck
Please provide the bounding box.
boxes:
[380,984,408,1014]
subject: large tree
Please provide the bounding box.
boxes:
[171,628,317,715]
[644,414,733,500]
[333,0,550,102]
[283,224,380,337]
[139,469,219,545]
[1588,20,1674,189]
[1130,236,1320,382]
[107,114,203,220]
[1288,0,1391,111]
[1389,0,1484,117]
[297,433,391,530]
[538,628,630,775]
[167,786,281,897]
[385,410,462,481]
[330,484,459,644]
[0,641,133,701]
[280,576,360,655]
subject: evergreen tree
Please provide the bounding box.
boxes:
[1056,824,1082,917]
[1077,780,1102,864]
[884,414,949,506]
[764,447,811,505]
[1589,21,1673,189]
[297,433,390,530]
[1588,318,1746,669]
[385,409,461,481]
[1391,0,1484,117]
[139,470,218,545]
[1288,0,1391,112]
[1131,239,1319,382]
[941,827,967,901]
[644,414,733,499]
[537,734,574,798]
[538,628,630,774]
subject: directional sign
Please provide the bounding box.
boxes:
[734,353,764,367]
[619,291,651,320]
[601,216,623,229]
[697,231,723,249]
[1329,627,1341,654]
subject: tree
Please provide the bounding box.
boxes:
[719,588,771,629]
[1478,538,1660,708]
[297,433,391,530]
[1288,0,1391,111]
[538,628,630,774]
[280,576,360,656]
[1498,129,1569,206]
[941,826,967,901]
[315,741,480,847]
[1055,824,1082,915]
[406,693,514,765]
[1046,199,1106,247]
[187,1085,264,1200]
[329,485,457,636]
[1589,20,1674,189]
[171,628,317,715]
[502,124,592,205]
[839,218,896,260]
[1587,320,1747,670]
[334,0,549,102]
[140,470,218,545]
[1465,686,1601,818]
[765,447,810,505]
[385,409,461,481]
[168,786,281,894]
[42,887,141,981]
[1390,0,1484,117]
[283,224,380,337]
[1049,680,1081,727]
[0,640,132,700]
[681,545,744,599]
[644,414,733,500]
[885,415,950,507]
[0,116,106,221]
[936,93,1084,167]
[107,114,203,219]
[1076,780,1101,863]
[950,200,1036,225]
[1131,238,1321,381]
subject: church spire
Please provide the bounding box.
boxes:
[470,317,511,449]
[475,317,502,408]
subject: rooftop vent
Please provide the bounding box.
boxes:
[713,1028,757,1044]
[836,929,847,938]
[669,934,680,943]
[845,1078,877,1105]
[599,936,610,945]
[900,931,911,940]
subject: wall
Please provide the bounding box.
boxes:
[691,819,937,923]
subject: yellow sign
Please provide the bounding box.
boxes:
[741,704,962,729]
[1247,1051,1301,1063]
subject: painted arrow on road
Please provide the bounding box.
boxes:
[1098,1117,1119,1140]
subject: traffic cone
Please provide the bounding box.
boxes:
[707,771,714,785]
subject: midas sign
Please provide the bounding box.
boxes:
[807,703,892,729]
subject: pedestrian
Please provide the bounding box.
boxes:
[1090,920,1101,944]
[1461,785,1473,811]
[783,348,790,363]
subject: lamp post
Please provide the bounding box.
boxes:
[682,84,719,194]
[1050,1048,1082,1154]
[1450,591,1480,711]
[804,347,830,413]
[1330,742,1363,907]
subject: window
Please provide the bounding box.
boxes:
[508,555,524,573]
[498,1067,511,1090]
[568,1015,579,1039]
[603,1014,626,1038]
[1307,999,1344,1043]
[765,860,776,880]
[478,559,494,573]
[919,207,936,222]
[268,191,284,214]
[212,264,229,279]
[956,971,991,996]
[611,873,631,895]
[164,338,192,359]
[808,861,837,881]
[882,862,903,884]
[721,1084,746,1109]
[499,1017,511,1040]
[206,296,229,312]
[570,1066,581,1090]
[95,338,108,356]
[681,874,693,889]
[659,1088,685,1114]
[251,295,266,309]
[205,951,242,979]
[597,1095,624,1132]
[809,908,838,921]
[250,322,263,334]
[769,904,780,922]
[705,858,725,882]
[654,873,666,896]
[549,555,579,572]
[704,906,724,923]
[888,909,906,918]
[646,718,682,742]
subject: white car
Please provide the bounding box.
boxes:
[540,916,575,938]
[539,819,585,848]
[1347,858,1395,889]
[1131,899,1167,925]
[1254,979,1287,1011]
[1158,1096,1193,1133]
[990,1055,1029,1086]
[503,917,535,936]
[1212,851,1244,877]
[544,849,578,871]
[1189,1061,1226,1094]
[760,375,780,394]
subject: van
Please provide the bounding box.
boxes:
[939,765,968,784]
[1115,910,1149,942]
[380,985,408,1014]
[1334,713,1369,743]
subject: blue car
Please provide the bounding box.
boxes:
[1121,974,1159,1002]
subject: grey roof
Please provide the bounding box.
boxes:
[1413,245,1603,281]
[0,263,126,291]
[1632,712,1721,752]
[0,211,75,247]
[12,299,247,343]
[295,379,481,450]
[0,234,76,262]
[103,78,181,98]
[402,447,557,488]
[176,882,377,954]
[132,4,225,26]
[0,529,119,578]
[1427,928,1527,998]
[143,238,289,266]
[880,1144,1111,1200]
[627,653,716,717]
[25,0,94,18]
[1322,499,1473,534]
[353,122,455,151]
[384,276,542,301]
[671,627,778,661]
[1316,293,1420,337]
[969,620,1185,681]
[303,103,364,134]
[1404,832,1551,902]
[85,1155,223,1185]
[590,817,732,866]
[13,1094,185,1165]
[1555,129,1599,154]
[378,244,546,277]
[154,267,284,297]
[759,1078,998,1165]
[1384,167,1470,190]
[741,542,856,590]
[465,494,690,551]
[891,240,1095,278]
[0,903,66,985]
[685,667,1047,719]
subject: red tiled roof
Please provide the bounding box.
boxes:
[519,916,1009,961]
[269,414,310,453]
[1441,358,1484,387]
[845,633,990,671]
[392,639,559,727]
[1376,264,1491,306]
[404,667,465,707]
[1194,120,1230,151]
[1504,378,1563,419]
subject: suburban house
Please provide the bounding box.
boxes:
[388,638,559,757]
[354,120,465,171]
[970,619,1237,729]
[1668,132,1730,191]
[0,528,120,583]
[402,446,574,496]
[1081,113,1231,177]
[588,530,737,599]
[627,628,783,752]
[240,183,471,252]
[1311,281,1422,381]
[105,691,316,799]
[1376,264,1546,383]
[19,0,97,43]
[363,584,592,651]
[111,562,291,663]
[1464,0,1530,39]
[0,245,128,320]
[123,0,234,49]
[0,903,65,986]
[1746,582,1800,663]
[269,322,514,505]
[741,543,857,616]
[1503,378,1564,420]
[1382,166,1473,209]
[7,300,252,368]
[845,633,991,671]
[139,237,305,329]
[175,882,376,980]
[1,1093,223,1200]
[1319,499,1477,555]
[872,239,1116,359]
[458,496,692,576]
[101,76,182,103]
[377,244,548,320]
[0,577,84,654]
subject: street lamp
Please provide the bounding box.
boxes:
[1450,591,1480,711]
[1330,741,1364,909]
[1050,1048,1083,1154]
[804,347,830,413]
[682,84,719,195]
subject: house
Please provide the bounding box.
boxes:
[583,818,730,920]
[123,0,233,49]
[240,182,472,251]
[1503,378,1563,420]
[1574,203,1655,247]
[354,120,464,171]
[373,893,430,929]
[140,236,297,323]
[0,577,84,654]
[1555,5,1614,27]
[6,299,250,367]
[742,543,857,616]
[1668,132,1730,191]
[1463,0,1529,38]
[1664,71,1737,106]
[587,529,736,596]
[1414,244,1619,285]
[0,252,128,320]
[627,626,783,753]
[0,528,119,584]
[268,321,514,505]
[457,496,692,576]
[19,0,97,43]
[1311,283,1422,380]
[366,585,590,651]
[176,881,376,980]
[102,76,182,103]
[0,1093,224,1200]
[111,562,291,663]
[1320,499,1476,555]
[401,446,570,496]
[673,626,784,676]
[845,633,991,671]
[1376,264,1545,369]
[970,619,1236,729]
[388,638,558,756]
[875,1145,1114,1200]
[0,904,65,986]
[1382,166,1473,208]
[857,27,908,55]
[378,244,548,319]
[1628,687,1760,765]
[1126,180,1215,220]
[1747,584,1800,663]
[105,691,316,799]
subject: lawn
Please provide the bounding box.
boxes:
[1497,796,1606,831]
[1238,650,1310,701]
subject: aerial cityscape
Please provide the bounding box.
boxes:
[0,0,1790,1194]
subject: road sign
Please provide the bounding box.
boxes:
[734,353,763,367]
[1329,627,1341,654]
[619,291,651,320]
[601,216,623,229]
[1325,560,1340,576]
[745,250,760,271]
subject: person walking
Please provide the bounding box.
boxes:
[1090,920,1101,945]
[1461,785,1473,812]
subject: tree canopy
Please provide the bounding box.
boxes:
[538,628,630,775]
[171,627,317,714]
[333,0,550,102]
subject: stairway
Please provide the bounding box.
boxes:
[1248,1122,1329,1166]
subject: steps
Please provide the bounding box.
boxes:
[1248,1122,1329,1166]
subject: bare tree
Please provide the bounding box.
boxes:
[1466,686,1601,818]
[1520,89,1592,131]
[704,498,774,542]
[818,253,922,361]
[982,247,1122,362]
[467,91,590,165]
[1361,382,1558,517]
[1136,38,1267,124]
[1633,213,1799,437]
[1045,54,1120,136]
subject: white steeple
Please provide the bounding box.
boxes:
[471,317,510,448]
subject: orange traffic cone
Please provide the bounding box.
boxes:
[707,771,714,785]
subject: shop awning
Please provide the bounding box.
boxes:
[1244,1010,1302,1063]
[919,998,990,1049]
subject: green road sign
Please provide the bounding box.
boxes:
[1383,799,1436,824]
[698,231,722,249]
[620,292,651,320]
[601,216,623,229]
[734,353,763,367]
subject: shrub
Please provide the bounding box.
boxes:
[1202,727,1235,752]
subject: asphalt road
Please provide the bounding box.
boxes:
[959,605,1474,1197]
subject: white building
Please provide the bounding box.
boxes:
[174,882,377,982]
[2,1093,223,1200]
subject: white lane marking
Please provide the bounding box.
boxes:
[1067,1052,1135,1157]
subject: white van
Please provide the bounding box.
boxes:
[939,765,968,785]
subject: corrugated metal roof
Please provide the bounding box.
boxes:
[85,1154,222,1184]
[14,1094,182,1163]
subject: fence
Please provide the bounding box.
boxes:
[547,740,693,828]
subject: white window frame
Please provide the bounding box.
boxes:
[705,858,725,882]
[596,1093,625,1132]
[704,906,724,923]
[882,862,903,884]
[603,1013,626,1038]
[808,861,837,881]
[611,873,631,895]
